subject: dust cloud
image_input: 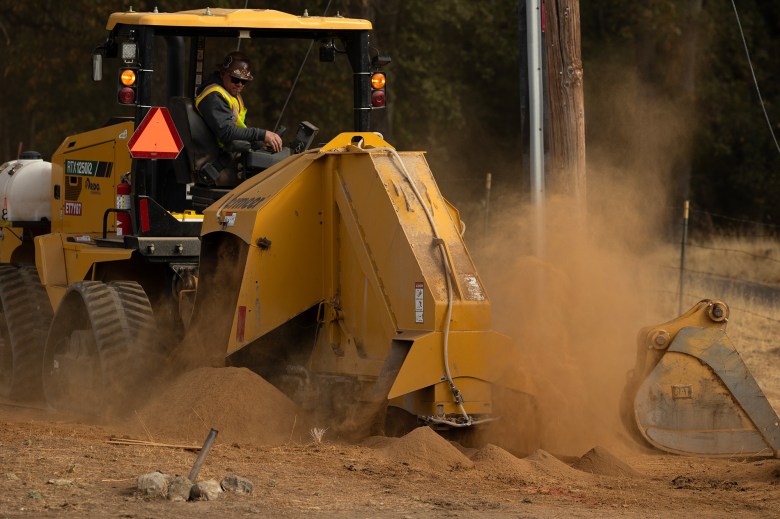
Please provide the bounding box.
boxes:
[115,67,692,456]
[464,66,694,457]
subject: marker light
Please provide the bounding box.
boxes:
[120,69,137,86]
[118,87,136,104]
[370,72,387,108]
[371,72,386,89]
[371,90,386,107]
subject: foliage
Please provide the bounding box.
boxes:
[581,0,780,231]
[0,1,778,230]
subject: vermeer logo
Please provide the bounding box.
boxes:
[85,178,101,194]
[64,202,82,216]
[222,196,266,209]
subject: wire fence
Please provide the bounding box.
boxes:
[673,201,780,324]
[685,206,780,239]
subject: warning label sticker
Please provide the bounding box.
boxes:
[415,281,424,323]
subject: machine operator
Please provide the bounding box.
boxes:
[195,51,283,154]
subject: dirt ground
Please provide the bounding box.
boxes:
[3,203,780,517]
[1,363,780,519]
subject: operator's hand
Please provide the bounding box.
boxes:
[264,131,283,153]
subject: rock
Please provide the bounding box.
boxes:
[47,478,73,486]
[190,479,223,501]
[221,474,254,494]
[5,473,18,481]
[167,475,193,502]
[137,471,171,498]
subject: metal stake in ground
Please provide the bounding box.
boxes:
[188,428,219,482]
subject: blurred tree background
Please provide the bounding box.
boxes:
[0,0,777,233]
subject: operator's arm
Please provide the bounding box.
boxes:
[197,93,266,144]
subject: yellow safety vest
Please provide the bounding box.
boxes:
[195,84,248,129]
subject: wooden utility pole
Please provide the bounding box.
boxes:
[543,0,586,203]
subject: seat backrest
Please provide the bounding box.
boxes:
[169,97,220,182]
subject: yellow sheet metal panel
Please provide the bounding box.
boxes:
[107,8,371,31]
[390,377,493,417]
[320,132,394,152]
[332,153,413,334]
[0,226,23,263]
[366,151,492,331]
[224,162,326,354]
[434,378,493,415]
[203,152,318,244]
[34,233,129,311]
[62,240,133,287]
[35,233,67,289]
[50,121,134,236]
[387,330,534,399]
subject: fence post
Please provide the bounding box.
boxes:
[484,172,492,234]
[678,200,690,315]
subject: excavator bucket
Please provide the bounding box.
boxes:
[622,299,780,457]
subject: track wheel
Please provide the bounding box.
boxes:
[42,280,158,417]
[0,265,54,401]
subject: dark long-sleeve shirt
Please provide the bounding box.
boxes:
[196,73,266,145]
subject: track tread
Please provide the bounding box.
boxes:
[0,265,54,400]
[43,280,158,414]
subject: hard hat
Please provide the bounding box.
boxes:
[221,52,253,81]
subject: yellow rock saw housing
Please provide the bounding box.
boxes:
[0,7,535,445]
[3,6,773,458]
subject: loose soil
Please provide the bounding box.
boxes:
[2,363,780,518]
[3,217,780,517]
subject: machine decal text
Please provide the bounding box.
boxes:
[64,160,113,178]
[415,281,424,323]
[64,201,82,216]
[222,196,266,209]
[671,385,693,399]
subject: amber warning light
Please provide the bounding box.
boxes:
[371,72,386,108]
[127,107,184,160]
[118,67,139,105]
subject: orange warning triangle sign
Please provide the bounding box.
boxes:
[128,107,184,159]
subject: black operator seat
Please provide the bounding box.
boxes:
[168,97,319,211]
[168,96,238,211]
[168,97,234,186]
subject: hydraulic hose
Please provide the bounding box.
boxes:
[366,145,471,426]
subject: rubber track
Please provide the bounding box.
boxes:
[108,281,160,389]
[109,281,156,349]
[0,265,53,400]
[46,281,157,411]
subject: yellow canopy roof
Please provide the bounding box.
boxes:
[107,8,371,31]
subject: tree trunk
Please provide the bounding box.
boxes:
[543,0,586,202]
[678,0,702,203]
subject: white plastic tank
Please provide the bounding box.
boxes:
[0,153,52,223]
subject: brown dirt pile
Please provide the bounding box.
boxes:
[471,444,595,485]
[132,366,303,446]
[525,448,592,481]
[572,446,642,478]
[376,426,474,472]
[471,443,541,484]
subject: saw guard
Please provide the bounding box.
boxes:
[626,301,780,457]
